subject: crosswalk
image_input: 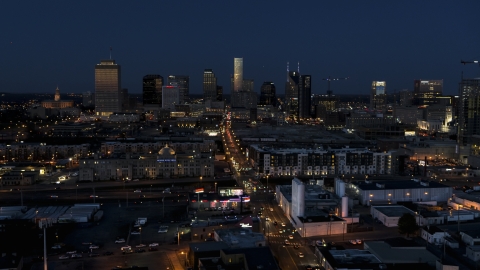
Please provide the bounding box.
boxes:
[268,240,302,246]
[267,234,289,238]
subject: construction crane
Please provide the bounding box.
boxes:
[322,76,349,96]
[461,60,479,65]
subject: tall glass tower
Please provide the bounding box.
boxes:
[299,75,311,119]
[95,59,121,116]
[370,81,387,111]
[167,75,189,104]
[203,69,217,101]
[143,75,163,105]
[260,82,276,106]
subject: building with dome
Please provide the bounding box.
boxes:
[78,144,214,181]
[41,87,74,109]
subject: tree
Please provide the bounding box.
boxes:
[397,213,419,237]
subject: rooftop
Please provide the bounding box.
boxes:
[189,241,229,253]
[423,225,445,235]
[222,247,279,270]
[328,249,381,264]
[298,214,344,223]
[373,205,415,217]
[365,240,438,264]
[215,228,265,248]
[354,179,449,191]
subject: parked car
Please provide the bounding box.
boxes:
[134,190,142,193]
[51,245,62,250]
[288,235,294,239]
[59,255,69,260]
[89,245,99,249]
[149,243,159,247]
[298,252,304,258]
[131,231,140,235]
[136,244,146,248]
[66,251,77,255]
[71,254,83,258]
[356,239,362,244]
[115,239,125,244]
[349,240,357,245]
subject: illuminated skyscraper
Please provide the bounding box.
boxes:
[233,58,243,92]
[232,58,244,107]
[167,75,189,104]
[285,71,300,118]
[370,81,387,111]
[143,75,163,105]
[95,59,121,116]
[413,79,443,105]
[203,69,217,101]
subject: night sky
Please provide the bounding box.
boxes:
[1,1,479,96]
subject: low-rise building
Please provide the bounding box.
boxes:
[364,238,438,267]
[421,225,449,245]
[213,228,266,248]
[79,144,214,181]
[0,171,37,186]
[370,205,417,227]
[466,246,480,262]
[460,230,480,246]
[349,179,452,205]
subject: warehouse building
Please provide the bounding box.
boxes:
[348,179,452,205]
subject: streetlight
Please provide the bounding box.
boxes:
[181,251,188,267]
[214,182,217,193]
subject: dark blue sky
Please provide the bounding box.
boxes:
[1,1,479,96]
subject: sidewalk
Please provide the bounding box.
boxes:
[167,251,185,270]
[162,243,190,270]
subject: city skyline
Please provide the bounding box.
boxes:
[1,1,479,96]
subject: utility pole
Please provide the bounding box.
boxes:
[39,218,52,270]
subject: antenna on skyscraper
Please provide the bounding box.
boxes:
[298,61,300,73]
[109,46,112,60]
[286,62,289,82]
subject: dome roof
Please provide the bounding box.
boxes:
[159,144,175,156]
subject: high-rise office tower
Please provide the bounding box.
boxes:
[95,59,121,116]
[203,69,217,101]
[413,79,443,105]
[260,82,276,106]
[167,75,189,104]
[285,70,300,118]
[162,85,180,110]
[232,58,244,107]
[458,78,480,145]
[285,71,300,104]
[143,75,163,105]
[216,86,223,101]
[370,81,387,111]
[233,58,243,92]
[298,75,312,119]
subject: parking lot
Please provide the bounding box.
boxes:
[30,201,191,269]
